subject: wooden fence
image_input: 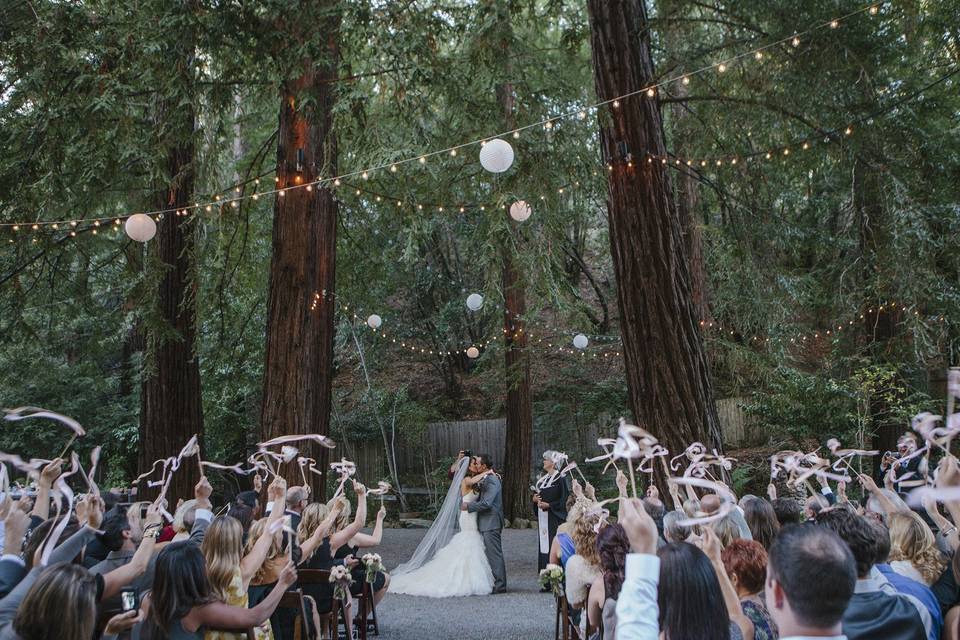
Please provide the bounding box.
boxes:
[344,397,757,486]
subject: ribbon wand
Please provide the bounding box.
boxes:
[58,433,79,459]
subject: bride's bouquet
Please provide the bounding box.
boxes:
[361,553,385,584]
[329,565,354,600]
[538,563,564,597]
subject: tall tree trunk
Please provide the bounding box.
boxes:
[586,0,722,461]
[138,79,204,505]
[260,9,340,496]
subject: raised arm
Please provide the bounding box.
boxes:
[858,473,901,515]
[699,528,755,640]
[30,458,63,522]
[463,470,493,488]
[241,477,286,586]
[299,500,343,562]
[101,504,162,601]
[351,506,386,548]
[189,562,298,631]
[329,483,367,550]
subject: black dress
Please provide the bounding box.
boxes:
[536,475,571,571]
[333,543,388,595]
[301,537,337,615]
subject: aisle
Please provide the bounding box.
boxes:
[373,528,555,640]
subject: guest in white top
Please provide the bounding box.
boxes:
[764,524,857,640]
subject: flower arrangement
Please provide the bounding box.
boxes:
[329,565,354,600]
[361,553,385,584]
[538,563,564,597]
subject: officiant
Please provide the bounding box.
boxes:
[532,450,571,573]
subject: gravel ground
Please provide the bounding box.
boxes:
[372,527,555,640]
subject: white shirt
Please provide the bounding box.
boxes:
[614,553,660,640]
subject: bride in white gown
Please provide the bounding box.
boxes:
[390,458,495,597]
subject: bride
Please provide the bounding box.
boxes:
[390,456,495,597]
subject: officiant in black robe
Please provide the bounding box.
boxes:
[533,450,571,572]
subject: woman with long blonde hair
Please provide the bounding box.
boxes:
[888,510,947,586]
[564,504,605,609]
[201,477,286,640]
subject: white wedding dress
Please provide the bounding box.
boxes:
[389,492,495,597]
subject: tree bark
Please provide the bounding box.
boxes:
[138,4,204,505]
[260,9,340,496]
[586,0,723,461]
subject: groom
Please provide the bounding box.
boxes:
[461,453,507,593]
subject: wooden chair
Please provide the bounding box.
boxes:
[278,589,309,640]
[298,569,352,640]
[351,580,381,640]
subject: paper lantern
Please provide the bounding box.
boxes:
[479,138,514,173]
[573,334,589,350]
[124,214,157,242]
[466,346,480,359]
[509,200,531,222]
[366,314,382,330]
[466,293,484,311]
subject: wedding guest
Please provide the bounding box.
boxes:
[140,542,296,640]
[236,491,261,519]
[284,487,308,532]
[875,433,927,494]
[662,511,693,544]
[170,499,199,543]
[335,502,390,607]
[873,519,943,640]
[565,507,604,609]
[815,507,931,640]
[548,494,580,569]
[722,539,779,639]
[641,497,665,544]
[743,499,780,551]
[201,476,286,640]
[764,524,857,640]
[587,524,629,640]
[533,451,571,573]
[888,511,948,587]
[613,497,662,640]
[713,513,746,548]
[770,499,801,527]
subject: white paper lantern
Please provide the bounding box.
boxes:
[366,314,382,330]
[124,214,157,243]
[509,200,532,222]
[466,293,484,311]
[479,138,515,173]
[466,346,480,359]
[573,334,589,350]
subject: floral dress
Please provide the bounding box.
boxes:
[205,567,273,640]
[742,599,778,640]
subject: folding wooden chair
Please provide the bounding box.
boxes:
[298,569,352,640]
[278,589,309,640]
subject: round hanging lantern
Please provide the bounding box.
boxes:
[466,346,480,359]
[366,314,382,330]
[509,200,532,222]
[466,293,484,312]
[478,138,515,173]
[573,334,589,350]
[125,214,157,243]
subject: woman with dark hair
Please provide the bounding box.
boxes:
[657,529,755,640]
[742,499,780,551]
[141,541,296,639]
[721,539,778,640]
[586,524,630,640]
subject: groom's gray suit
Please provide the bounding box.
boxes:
[468,473,507,592]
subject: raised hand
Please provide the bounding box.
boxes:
[253,473,263,493]
[353,480,367,497]
[194,476,213,509]
[616,470,628,496]
[278,561,298,588]
[858,473,879,494]
[377,506,387,520]
[84,494,105,530]
[104,610,143,635]
[268,476,286,502]
[3,507,30,555]
[39,458,64,488]
[767,483,777,501]
[645,484,660,500]
[143,503,163,530]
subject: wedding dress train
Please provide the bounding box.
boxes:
[389,492,495,597]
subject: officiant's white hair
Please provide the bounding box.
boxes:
[543,450,567,465]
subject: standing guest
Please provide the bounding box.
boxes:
[587,524,629,640]
[743,499,780,551]
[533,451,571,573]
[815,507,931,640]
[140,542,296,640]
[875,433,926,494]
[547,494,580,569]
[722,539,779,639]
[764,524,857,640]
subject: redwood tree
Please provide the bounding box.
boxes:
[585,0,722,457]
[138,4,204,504]
[259,7,340,495]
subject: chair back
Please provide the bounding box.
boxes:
[297,568,331,585]
[278,588,309,640]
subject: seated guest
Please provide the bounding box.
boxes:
[722,539,778,640]
[610,497,661,640]
[873,519,943,640]
[332,503,390,607]
[712,513,746,548]
[770,499,801,527]
[742,499,780,551]
[803,495,829,521]
[662,510,694,544]
[141,542,296,640]
[641,497,665,544]
[815,507,931,640]
[284,487,308,532]
[226,502,254,540]
[236,490,261,520]
[548,494,580,569]
[587,524,629,640]
[170,499,199,543]
[888,511,947,587]
[565,507,604,609]
[765,524,857,640]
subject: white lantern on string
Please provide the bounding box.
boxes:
[466,293,484,312]
[573,334,589,350]
[509,200,532,222]
[366,314,382,330]
[466,346,480,359]
[124,214,157,242]
[479,138,515,173]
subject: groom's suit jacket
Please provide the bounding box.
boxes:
[468,473,505,532]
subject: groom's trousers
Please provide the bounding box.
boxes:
[482,528,507,592]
